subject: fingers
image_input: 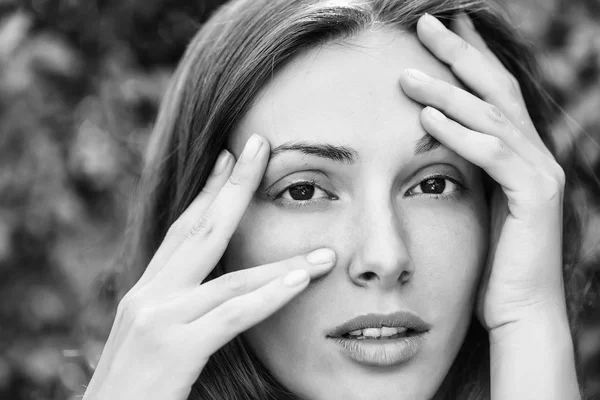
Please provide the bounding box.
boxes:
[137,149,235,286]
[414,12,556,159]
[161,249,336,323]
[420,107,562,217]
[399,68,552,171]
[416,11,543,150]
[417,13,522,107]
[449,13,509,75]
[420,107,531,189]
[186,268,312,358]
[155,134,270,290]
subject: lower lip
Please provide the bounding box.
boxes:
[328,333,426,367]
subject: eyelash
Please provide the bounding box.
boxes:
[273,179,337,209]
[273,174,466,208]
[404,173,466,200]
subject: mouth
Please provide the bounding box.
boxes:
[339,326,421,340]
[326,311,431,339]
[326,312,431,367]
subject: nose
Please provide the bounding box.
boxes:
[348,197,414,290]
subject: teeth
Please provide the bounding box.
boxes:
[380,327,399,337]
[344,326,410,338]
[362,328,381,338]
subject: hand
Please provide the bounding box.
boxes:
[82,134,336,400]
[399,13,567,332]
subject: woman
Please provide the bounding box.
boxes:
[82,0,584,399]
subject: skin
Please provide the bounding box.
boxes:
[82,13,580,400]
[223,27,489,400]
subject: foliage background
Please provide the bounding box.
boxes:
[0,0,598,399]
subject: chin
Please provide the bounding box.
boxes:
[287,371,443,400]
[264,338,453,400]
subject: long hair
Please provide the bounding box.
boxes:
[114,0,585,399]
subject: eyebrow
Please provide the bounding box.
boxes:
[269,134,443,163]
[270,141,359,164]
[414,134,443,155]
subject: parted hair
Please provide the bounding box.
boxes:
[116,0,585,399]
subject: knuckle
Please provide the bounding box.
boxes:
[117,292,137,316]
[506,99,524,116]
[459,38,471,53]
[227,170,246,187]
[188,208,215,239]
[220,271,249,292]
[547,187,562,203]
[115,297,128,318]
[130,312,171,350]
[553,165,566,187]
[257,291,278,310]
[218,299,246,326]
[120,293,151,321]
[508,125,522,139]
[130,307,156,331]
[503,125,522,144]
[541,177,563,203]
[487,137,511,160]
[117,292,173,348]
[528,172,562,204]
[450,38,470,63]
[487,104,505,124]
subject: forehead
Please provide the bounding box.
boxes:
[229,27,461,159]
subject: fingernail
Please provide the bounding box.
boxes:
[406,68,433,82]
[306,248,335,265]
[240,134,264,162]
[212,150,231,175]
[423,13,445,32]
[426,107,446,121]
[283,269,309,287]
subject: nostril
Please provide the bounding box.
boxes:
[359,271,378,281]
[399,270,411,284]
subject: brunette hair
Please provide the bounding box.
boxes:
[115,0,585,399]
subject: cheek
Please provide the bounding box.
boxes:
[222,201,333,272]
[407,199,489,320]
[222,202,329,385]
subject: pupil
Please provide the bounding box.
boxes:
[289,184,315,200]
[421,178,445,194]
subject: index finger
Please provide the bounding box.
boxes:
[154,134,270,290]
[449,13,509,75]
[416,13,522,106]
[136,149,235,287]
[416,13,549,154]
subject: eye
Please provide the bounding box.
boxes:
[279,181,330,201]
[272,180,337,209]
[407,175,463,198]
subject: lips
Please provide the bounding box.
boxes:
[326,311,431,338]
[325,312,431,367]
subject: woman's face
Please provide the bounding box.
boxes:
[223,28,489,400]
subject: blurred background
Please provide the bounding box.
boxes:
[0,0,598,399]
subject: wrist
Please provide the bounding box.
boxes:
[489,300,572,344]
[488,303,581,400]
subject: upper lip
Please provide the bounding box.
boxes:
[326,311,431,338]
